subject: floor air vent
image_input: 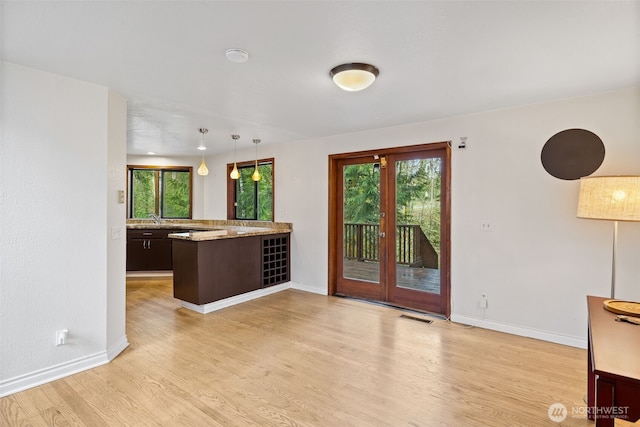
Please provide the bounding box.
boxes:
[399,314,433,324]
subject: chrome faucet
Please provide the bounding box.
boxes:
[149,213,162,224]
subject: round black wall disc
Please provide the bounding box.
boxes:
[541,129,605,180]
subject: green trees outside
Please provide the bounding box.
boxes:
[395,159,442,254]
[343,158,442,254]
[343,164,380,224]
[235,163,273,221]
[129,168,192,219]
[132,169,156,218]
[162,170,190,218]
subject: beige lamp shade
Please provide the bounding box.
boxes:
[577,176,640,221]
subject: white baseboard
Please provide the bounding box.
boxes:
[0,351,110,398]
[0,334,129,398]
[107,335,129,361]
[179,282,292,314]
[451,314,587,349]
[289,281,326,295]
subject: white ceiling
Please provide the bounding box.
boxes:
[3,1,639,156]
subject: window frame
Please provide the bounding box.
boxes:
[127,165,193,219]
[226,157,275,221]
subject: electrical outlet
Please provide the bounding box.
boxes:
[480,220,492,232]
[56,329,69,346]
[480,293,488,309]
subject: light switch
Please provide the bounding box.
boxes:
[111,226,122,240]
[118,190,125,204]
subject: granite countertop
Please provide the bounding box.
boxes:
[126,219,292,241]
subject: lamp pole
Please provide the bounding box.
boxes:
[611,220,618,299]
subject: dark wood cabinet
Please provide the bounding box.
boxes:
[126,229,173,271]
[587,295,640,426]
[172,232,291,306]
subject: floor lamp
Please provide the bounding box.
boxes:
[577,176,640,299]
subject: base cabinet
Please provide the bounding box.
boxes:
[587,295,640,426]
[172,233,291,305]
[126,229,173,271]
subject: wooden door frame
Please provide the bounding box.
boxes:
[328,142,451,317]
[332,155,387,300]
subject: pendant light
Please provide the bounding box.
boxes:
[197,128,209,176]
[252,139,261,182]
[230,134,240,179]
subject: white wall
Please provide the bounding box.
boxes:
[204,87,640,347]
[106,91,129,358]
[126,155,207,219]
[0,63,127,396]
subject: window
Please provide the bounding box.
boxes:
[227,159,274,221]
[128,165,193,219]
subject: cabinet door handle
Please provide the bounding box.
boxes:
[146,240,151,249]
[142,232,153,236]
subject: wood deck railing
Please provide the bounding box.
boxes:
[343,223,438,268]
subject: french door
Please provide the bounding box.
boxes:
[329,143,450,316]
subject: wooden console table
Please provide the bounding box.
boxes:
[587,295,640,426]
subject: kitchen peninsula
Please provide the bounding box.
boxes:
[127,220,292,313]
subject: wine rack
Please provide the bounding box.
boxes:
[262,234,290,287]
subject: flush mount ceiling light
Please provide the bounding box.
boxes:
[225,48,249,63]
[330,63,380,92]
[197,128,209,176]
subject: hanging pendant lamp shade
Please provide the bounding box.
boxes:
[198,156,209,176]
[252,165,261,181]
[230,134,240,179]
[252,139,261,182]
[330,63,379,91]
[197,128,209,176]
[230,163,239,179]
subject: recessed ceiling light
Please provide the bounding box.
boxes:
[330,63,379,91]
[225,48,249,63]
[147,151,156,155]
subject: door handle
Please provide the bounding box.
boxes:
[379,232,386,238]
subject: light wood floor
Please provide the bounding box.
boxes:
[1,277,592,426]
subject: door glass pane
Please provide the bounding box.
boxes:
[395,158,441,294]
[131,169,156,218]
[342,163,380,284]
